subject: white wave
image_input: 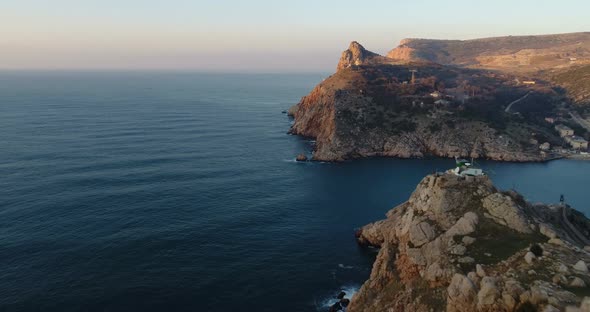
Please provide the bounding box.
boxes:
[315,285,360,311]
[338,264,354,269]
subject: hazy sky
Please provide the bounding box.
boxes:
[1,0,589,72]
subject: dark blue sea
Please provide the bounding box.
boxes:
[1,71,589,312]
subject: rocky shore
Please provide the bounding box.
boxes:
[288,42,553,162]
[351,173,590,312]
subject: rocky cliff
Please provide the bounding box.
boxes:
[289,42,554,162]
[337,41,391,71]
[352,173,590,312]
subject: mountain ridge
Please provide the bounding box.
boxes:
[387,32,590,72]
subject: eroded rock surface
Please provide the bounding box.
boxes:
[351,173,590,312]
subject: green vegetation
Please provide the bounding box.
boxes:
[552,65,590,106]
[516,301,538,312]
[468,216,544,266]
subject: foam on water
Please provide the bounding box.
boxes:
[314,284,360,311]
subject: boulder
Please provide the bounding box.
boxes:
[571,277,587,288]
[558,263,570,274]
[295,154,308,162]
[462,236,476,246]
[574,260,589,273]
[476,264,486,278]
[552,274,568,286]
[482,193,532,233]
[502,292,517,310]
[477,277,500,306]
[458,257,475,264]
[530,286,549,305]
[409,221,436,247]
[525,251,537,264]
[447,274,478,312]
[540,223,558,239]
[504,280,525,297]
[425,262,454,282]
[467,272,480,285]
[446,212,479,237]
[450,244,467,256]
[549,238,565,246]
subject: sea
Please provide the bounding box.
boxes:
[1,71,589,312]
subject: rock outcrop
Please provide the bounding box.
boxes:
[336,41,387,71]
[351,173,590,312]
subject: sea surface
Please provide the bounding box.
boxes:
[1,71,589,312]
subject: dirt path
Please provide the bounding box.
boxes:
[505,92,531,113]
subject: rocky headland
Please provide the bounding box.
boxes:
[351,172,590,312]
[289,33,590,162]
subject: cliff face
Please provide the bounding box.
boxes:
[289,42,551,162]
[337,41,386,71]
[352,173,590,312]
[387,32,590,72]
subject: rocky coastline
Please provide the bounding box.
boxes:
[288,41,559,163]
[349,172,590,312]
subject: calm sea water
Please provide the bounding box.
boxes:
[1,72,589,312]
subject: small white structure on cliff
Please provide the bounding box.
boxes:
[555,124,574,137]
[450,158,485,177]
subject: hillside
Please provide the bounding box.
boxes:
[387,32,590,73]
[288,42,562,162]
[351,172,590,312]
[552,65,590,107]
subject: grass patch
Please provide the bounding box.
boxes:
[469,216,545,265]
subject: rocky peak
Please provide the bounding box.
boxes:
[351,173,590,312]
[336,41,380,71]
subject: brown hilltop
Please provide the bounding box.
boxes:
[387,32,590,72]
[337,41,391,71]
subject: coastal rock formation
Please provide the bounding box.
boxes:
[337,41,387,71]
[289,33,590,161]
[351,173,590,312]
[288,44,550,161]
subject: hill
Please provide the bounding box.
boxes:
[288,42,562,161]
[552,65,590,107]
[387,32,590,73]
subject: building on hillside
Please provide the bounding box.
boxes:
[569,136,589,150]
[555,124,574,137]
[523,80,536,85]
[430,91,443,98]
[539,142,551,151]
[545,117,556,124]
[434,99,451,106]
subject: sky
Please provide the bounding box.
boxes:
[1,0,589,72]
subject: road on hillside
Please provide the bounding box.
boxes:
[570,111,590,132]
[561,205,590,247]
[505,92,531,113]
